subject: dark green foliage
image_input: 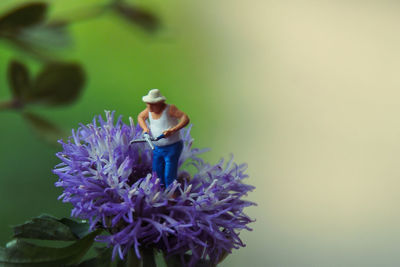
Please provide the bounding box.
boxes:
[142,248,157,267]
[0,230,100,266]
[0,2,47,33]
[0,215,102,267]
[8,60,30,100]
[13,215,90,241]
[70,247,113,267]
[0,2,71,61]
[164,255,182,267]
[112,2,160,32]
[31,62,85,106]
[6,60,85,143]
[58,218,93,240]
[0,214,217,266]
[126,249,141,267]
[22,112,65,144]
[0,1,160,59]
[8,60,86,107]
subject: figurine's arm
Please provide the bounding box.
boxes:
[137,108,150,133]
[163,104,190,137]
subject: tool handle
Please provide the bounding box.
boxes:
[155,134,165,141]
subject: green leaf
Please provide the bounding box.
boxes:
[7,61,84,107]
[22,112,65,144]
[5,37,55,62]
[13,215,78,241]
[0,229,101,266]
[13,215,90,241]
[71,247,112,267]
[29,62,85,106]
[17,22,72,50]
[7,60,31,100]
[154,251,167,267]
[113,3,160,33]
[0,2,47,32]
[58,218,92,239]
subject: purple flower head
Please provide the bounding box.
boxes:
[54,110,255,266]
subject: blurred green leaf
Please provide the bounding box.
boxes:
[6,37,55,62]
[13,215,79,241]
[30,62,85,106]
[113,3,160,32]
[58,218,92,240]
[0,229,101,267]
[6,61,85,107]
[22,112,65,144]
[0,2,47,33]
[7,60,31,100]
[17,22,72,51]
[13,215,91,241]
[154,251,167,267]
[69,247,113,267]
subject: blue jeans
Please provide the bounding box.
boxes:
[153,140,183,187]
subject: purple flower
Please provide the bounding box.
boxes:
[54,110,255,266]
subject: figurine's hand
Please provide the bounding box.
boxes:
[143,128,150,134]
[163,128,176,137]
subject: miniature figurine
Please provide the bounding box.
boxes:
[137,89,190,187]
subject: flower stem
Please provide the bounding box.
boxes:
[127,248,140,267]
[127,248,156,267]
[141,248,156,267]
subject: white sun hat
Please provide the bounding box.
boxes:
[142,89,167,103]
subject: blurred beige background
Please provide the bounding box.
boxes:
[189,0,400,266]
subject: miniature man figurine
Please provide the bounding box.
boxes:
[138,89,190,187]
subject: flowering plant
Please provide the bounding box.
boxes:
[0,110,255,267]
